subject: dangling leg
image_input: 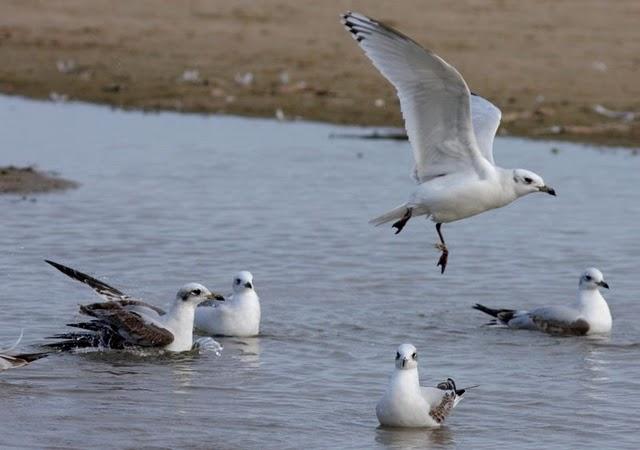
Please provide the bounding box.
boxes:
[392,207,413,235]
[435,222,449,274]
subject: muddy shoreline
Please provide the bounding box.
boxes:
[1,1,639,147]
[0,166,77,195]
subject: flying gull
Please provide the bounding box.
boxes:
[0,331,48,372]
[474,268,612,336]
[45,260,224,352]
[195,271,260,337]
[376,343,469,428]
[341,12,556,273]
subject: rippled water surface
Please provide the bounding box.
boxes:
[1,96,639,449]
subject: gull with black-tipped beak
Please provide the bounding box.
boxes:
[376,343,470,428]
[474,268,612,336]
[195,271,261,337]
[341,12,556,273]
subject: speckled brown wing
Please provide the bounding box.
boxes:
[531,316,590,336]
[428,391,457,424]
[80,302,174,347]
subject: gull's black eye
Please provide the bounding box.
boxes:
[412,352,417,359]
[585,276,592,281]
[235,279,241,285]
[524,177,533,184]
[395,352,400,360]
[191,289,201,296]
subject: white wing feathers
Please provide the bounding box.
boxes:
[470,93,502,164]
[342,12,492,182]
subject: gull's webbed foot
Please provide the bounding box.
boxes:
[392,208,413,234]
[435,243,449,274]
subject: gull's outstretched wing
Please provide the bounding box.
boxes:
[45,260,166,315]
[80,302,175,347]
[470,93,501,165]
[529,306,590,336]
[342,12,488,182]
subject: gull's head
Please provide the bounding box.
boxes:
[232,271,254,293]
[512,169,555,197]
[579,268,609,290]
[176,283,219,305]
[394,343,418,370]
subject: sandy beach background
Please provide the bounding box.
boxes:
[1,0,639,146]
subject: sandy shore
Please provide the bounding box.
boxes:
[0,166,77,194]
[1,0,639,146]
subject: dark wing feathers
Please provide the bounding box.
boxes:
[46,259,166,314]
[46,259,131,302]
[473,303,516,324]
[80,302,174,347]
[531,316,590,336]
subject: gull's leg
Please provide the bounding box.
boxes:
[392,207,413,235]
[435,222,449,274]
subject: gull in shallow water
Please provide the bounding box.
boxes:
[376,344,468,428]
[474,268,612,336]
[341,12,556,273]
[45,260,224,352]
[195,271,260,337]
[0,331,48,372]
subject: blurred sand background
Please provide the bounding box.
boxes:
[1,0,639,146]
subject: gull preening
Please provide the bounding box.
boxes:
[474,268,612,336]
[45,260,224,352]
[195,271,261,337]
[376,344,468,428]
[341,12,556,273]
[0,331,48,372]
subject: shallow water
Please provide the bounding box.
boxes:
[1,96,639,449]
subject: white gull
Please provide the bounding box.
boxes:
[195,271,260,337]
[474,268,612,335]
[341,12,556,273]
[376,343,468,428]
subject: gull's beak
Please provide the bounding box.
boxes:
[244,282,253,289]
[401,357,408,368]
[206,292,226,301]
[539,185,556,196]
[597,280,610,289]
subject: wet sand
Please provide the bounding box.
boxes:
[1,0,639,146]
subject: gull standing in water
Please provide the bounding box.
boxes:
[45,260,223,352]
[376,344,468,428]
[341,12,556,273]
[474,268,612,336]
[0,331,47,372]
[195,271,260,337]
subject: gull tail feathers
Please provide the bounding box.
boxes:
[472,303,502,317]
[369,203,410,226]
[473,303,516,325]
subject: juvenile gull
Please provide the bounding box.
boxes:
[0,331,48,372]
[45,260,223,352]
[474,268,612,336]
[341,12,556,273]
[376,343,467,428]
[195,271,260,337]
